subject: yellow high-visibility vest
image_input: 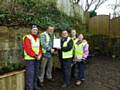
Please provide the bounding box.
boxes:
[40,32,50,54]
[23,34,40,60]
[62,37,73,59]
[74,39,84,59]
[72,37,76,41]
[72,37,77,46]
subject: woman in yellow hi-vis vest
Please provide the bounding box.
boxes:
[23,25,42,90]
[73,34,89,86]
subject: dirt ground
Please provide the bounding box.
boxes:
[41,56,120,90]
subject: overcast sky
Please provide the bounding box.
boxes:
[96,0,115,15]
[78,0,118,16]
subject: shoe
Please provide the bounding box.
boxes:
[34,87,41,90]
[61,84,67,88]
[81,78,85,81]
[75,80,82,86]
[40,82,44,87]
[47,78,55,82]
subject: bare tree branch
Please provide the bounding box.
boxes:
[77,0,80,4]
[93,0,108,11]
[85,0,95,12]
[75,0,108,12]
[108,0,120,17]
[72,0,80,4]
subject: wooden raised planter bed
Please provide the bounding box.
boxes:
[0,70,25,90]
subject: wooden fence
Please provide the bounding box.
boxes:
[110,17,120,37]
[89,15,120,37]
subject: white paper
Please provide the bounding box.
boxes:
[53,38,61,49]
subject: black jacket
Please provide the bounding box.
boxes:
[59,37,73,61]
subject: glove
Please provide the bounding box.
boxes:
[37,55,42,60]
[51,49,55,53]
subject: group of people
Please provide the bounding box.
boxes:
[23,25,89,90]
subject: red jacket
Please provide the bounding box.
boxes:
[23,33,42,59]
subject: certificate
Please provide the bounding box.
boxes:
[53,38,61,49]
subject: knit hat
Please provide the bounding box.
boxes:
[32,25,38,30]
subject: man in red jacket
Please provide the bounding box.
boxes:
[23,25,42,90]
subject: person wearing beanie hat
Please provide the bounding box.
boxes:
[23,25,42,90]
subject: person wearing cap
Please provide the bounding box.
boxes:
[73,33,89,86]
[23,25,42,90]
[39,26,55,86]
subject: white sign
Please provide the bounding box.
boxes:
[53,38,61,49]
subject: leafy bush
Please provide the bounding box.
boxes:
[0,62,25,75]
[86,35,120,59]
[0,0,84,31]
[89,11,97,17]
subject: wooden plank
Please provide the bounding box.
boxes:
[0,70,25,79]
[0,70,25,90]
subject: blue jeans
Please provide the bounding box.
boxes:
[25,60,40,90]
[62,59,72,85]
[77,61,85,80]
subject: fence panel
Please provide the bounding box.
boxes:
[89,15,110,36]
[89,15,120,37]
[110,17,120,38]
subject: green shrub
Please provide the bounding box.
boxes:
[0,0,84,31]
[0,62,25,75]
[86,35,120,59]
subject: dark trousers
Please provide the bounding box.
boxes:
[71,63,79,79]
[61,59,72,85]
[77,61,85,80]
[25,60,40,90]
